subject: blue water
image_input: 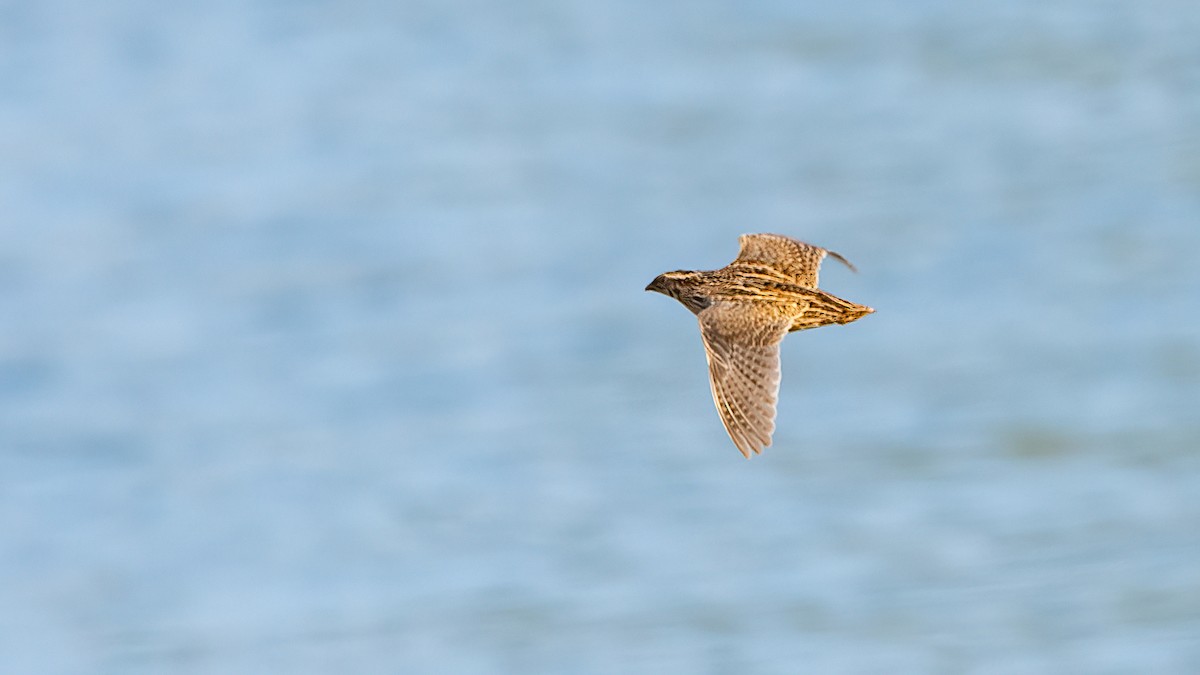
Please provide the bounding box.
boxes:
[3,1,1199,673]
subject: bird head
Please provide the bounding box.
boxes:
[645,271,712,314]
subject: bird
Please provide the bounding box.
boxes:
[645,234,873,458]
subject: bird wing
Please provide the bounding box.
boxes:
[697,302,790,458]
[733,233,855,289]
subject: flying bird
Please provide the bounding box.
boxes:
[646,234,873,458]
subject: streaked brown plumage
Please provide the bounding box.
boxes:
[646,234,874,458]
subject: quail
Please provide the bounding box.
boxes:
[646,234,873,457]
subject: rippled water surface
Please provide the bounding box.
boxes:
[3,1,1199,673]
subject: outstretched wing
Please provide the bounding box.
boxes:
[733,233,855,289]
[697,302,790,458]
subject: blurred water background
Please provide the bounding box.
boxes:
[3,1,1200,673]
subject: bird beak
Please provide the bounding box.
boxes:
[645,276,664,293]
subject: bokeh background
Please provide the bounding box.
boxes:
[3,1,1199,673]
